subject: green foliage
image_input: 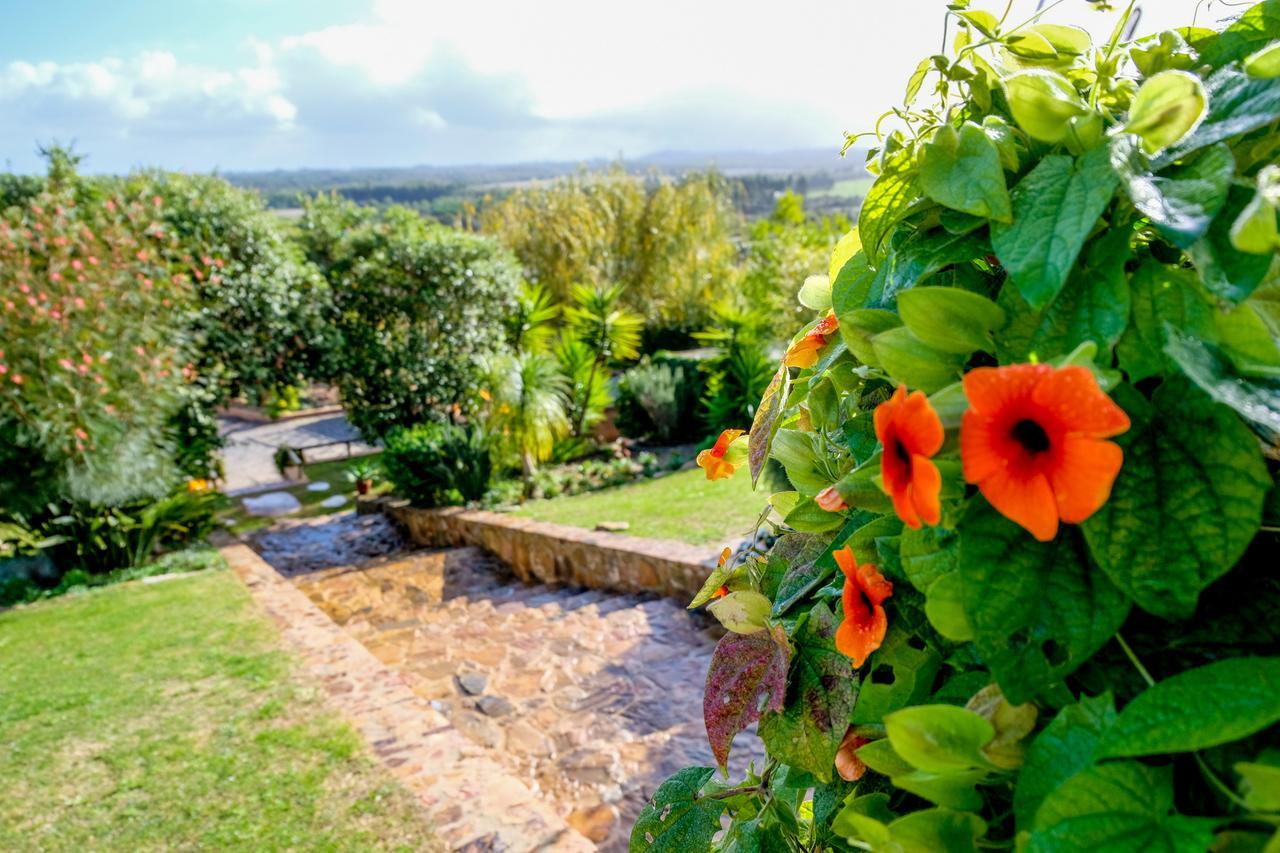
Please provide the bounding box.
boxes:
[615,357,708,443]
[380,423,492,508]
[481,167,741,335]
[302,200,522,437]
[643,4,1280,852]
[481,351,569,489]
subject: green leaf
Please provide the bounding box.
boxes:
[924,572,974,642]
[884,705,995,773]
[748,365,788,487]
[1190,185,1276,304]
[689,560,735,610]
[1029,762,1215,853]
[798,274,832,312]
[1231,165,1280,254]
[1096,657,1280,758]
[1246,41,1280,78]
[1130,30,1197,77]
[957,9,999,38]
[1236,760,1280,811]
[871,326,966,393]
[1198,0,1280,67]
[784,500,847,533]
[1004,70,1090,143]
[996,227,1131,363]
[630,766,724,853]
[1111,136,1235,249]
[771,429,826,495]
[1013,692,1117,830]
[1165,331,1280,441]
[707,590,774,634]
[1124,70,1207,155]
[863,228,988,310]
[771,515,868,616]
[991,147,1118,309]
[1082,380,1271,619]
[831,792,895,844]
[959,503,1130,704]
[859,148,922,265]
[888,808,988,853]
[898,286,1005,355]
[852,625,943,724]
[829,228,863,285]
[1159,66,1280,166]
[703,628,790,771]
[1115,261,1215,383]
[918,122,1012,223]
[759,603,858,781]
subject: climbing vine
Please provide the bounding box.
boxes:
[636,2,1280,851]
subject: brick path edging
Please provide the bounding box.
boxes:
[222,545,593,852]
[380,502,721,599]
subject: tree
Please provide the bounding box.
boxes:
[563,283,642,435]
[483,352,569,493]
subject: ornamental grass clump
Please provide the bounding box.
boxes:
[637,3,1280,851]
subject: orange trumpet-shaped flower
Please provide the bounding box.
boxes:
[784,312,839,368]
[961,363,1130,542]
[835,728,870,782]
[697,429,746,480]
[875,385,944,529]
[834,546,892,669]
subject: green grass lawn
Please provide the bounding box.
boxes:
[220,454,391,536]
[512,466,765,545]
[0,569,439,851]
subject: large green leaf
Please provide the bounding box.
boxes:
[871,326,967,393]
[959,503,1130,704]
[1190,185,1276,304]
[860,148,922,265]
[1165,330,1280,441]
[1096,657,1280,758]
[1028,761,1216,853]
[991,147,1118,309]
[1111,136,1235,249]
[1115,261,1215,383]
[771,514,870,616]
[898,286,1006,355]
[1013,693,1117,830]
[1082,380,1270,619]
[1004,70,1090,144]
[1123,70,1207,155]
[759,603,858,781]
[887,809,988,853]
[996,227,1132,363]
[918,122,1012,223]
[703,627,790,771]
[1159,65,1280,166]
[630,766,725,853]
[899,525,960,592]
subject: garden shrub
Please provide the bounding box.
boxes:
[381,423,493,507]
[642,4,1280,852]
[309,202,521,438]
[616,357,707,443]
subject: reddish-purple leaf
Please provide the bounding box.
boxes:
[704,624,791,772]
[749,365,789,486]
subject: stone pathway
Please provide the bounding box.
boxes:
[245,512,763,851]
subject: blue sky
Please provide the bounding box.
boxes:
[0,0,1209,174]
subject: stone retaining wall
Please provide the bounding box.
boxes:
[380,501,719,599]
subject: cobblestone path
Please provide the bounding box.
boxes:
[255,514,761,850]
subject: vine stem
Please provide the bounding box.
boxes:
[1115,633,1254,812]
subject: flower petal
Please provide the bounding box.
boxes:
[891,480,923,529]
[1049,434,1125,524]
[836,604,888,668]
[697,450,735,480]
[977,467,1059,542]
[910,455,943,527]
[961,409,1011,483]
[963,363,1047,416]
[897,389,945,456]
[1030,366,1131,439]
[856,562,893,607]
[874,385,908,446]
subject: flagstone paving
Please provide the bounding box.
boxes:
[254,512,762,851]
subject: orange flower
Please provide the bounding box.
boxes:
[961,364,1130,542]
[784,311,839,368]
[816,485,848,512]
[875,385,944,529]
[835,728,870,782]
[697,429,746,480]
[834,546,893,668]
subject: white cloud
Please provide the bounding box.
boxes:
[0,0,1213,172]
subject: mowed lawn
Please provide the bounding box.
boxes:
[513,466,764,545]
[0,569,439,852]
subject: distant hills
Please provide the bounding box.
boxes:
[223,148,873,220]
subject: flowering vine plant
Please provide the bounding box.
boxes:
[643,2,1280,851]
